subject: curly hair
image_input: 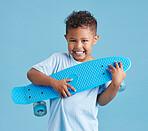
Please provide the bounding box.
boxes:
[64,11,97,35]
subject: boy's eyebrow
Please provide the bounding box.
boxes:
[69,37,75,39]
[69,37,89,39]
[81,37,89,39]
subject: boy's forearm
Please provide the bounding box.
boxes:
[27,68,56,87]
[97,82,120,106]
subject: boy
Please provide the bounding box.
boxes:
[27,11,126,131]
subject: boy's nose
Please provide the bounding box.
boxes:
[75,42,82,48]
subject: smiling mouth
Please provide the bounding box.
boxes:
[73,50,85,54]
[75,51,85,54]
[72,51,85,57]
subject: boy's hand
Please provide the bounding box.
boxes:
[51,79,76,99]
[107,61,126,88]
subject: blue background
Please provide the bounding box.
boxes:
[1,0,148,130]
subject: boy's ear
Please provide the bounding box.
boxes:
[93,34,99,45]
[64,34,67,40]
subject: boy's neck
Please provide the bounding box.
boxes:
[76,56,95,63]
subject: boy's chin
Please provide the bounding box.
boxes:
[73,56,86,62]
[70,52,88,62]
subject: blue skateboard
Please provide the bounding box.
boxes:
[11,57,131,104]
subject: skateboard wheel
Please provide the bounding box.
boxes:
[33,101,47,117]
[118,81,126,92]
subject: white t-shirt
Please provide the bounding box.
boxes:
[32,52,110,131]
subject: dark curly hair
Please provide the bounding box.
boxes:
[64,11,97,35]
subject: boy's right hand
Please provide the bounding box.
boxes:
[51,79,76,99]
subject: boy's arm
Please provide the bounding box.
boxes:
[27,68,56,86]
[97,82,120,106]
[27,68,56,87]
[97,61,126,106]
[27,68,76,98]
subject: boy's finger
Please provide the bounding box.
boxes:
[119,61,123,69]
[59,93,63,99]
[115,61,119,69]
[62,90,68,98]
[109,64,115,70]
[65,89,71,97]
[107,68,112,72]
[67,83,76,92]
[65,79,73,82]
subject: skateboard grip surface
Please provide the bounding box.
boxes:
[11,57,131,104]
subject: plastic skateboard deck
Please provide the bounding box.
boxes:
[11,57,131,104]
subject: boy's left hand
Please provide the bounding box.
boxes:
[107,61,126,87]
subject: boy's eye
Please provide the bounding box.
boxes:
[69,40,76,42]
[82,40,88,42]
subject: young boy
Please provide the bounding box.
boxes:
[27,11,126,131]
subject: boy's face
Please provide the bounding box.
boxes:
[64,27,99,62]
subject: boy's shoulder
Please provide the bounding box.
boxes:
[49,52,73,63]
[51,52,70,60]
[53,52,69,57]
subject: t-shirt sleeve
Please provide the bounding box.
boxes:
[32,53,59,76]
[98,80,112,94]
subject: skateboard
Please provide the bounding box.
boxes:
[11,57,131,104]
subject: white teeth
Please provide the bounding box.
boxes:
[75,51,84,54]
